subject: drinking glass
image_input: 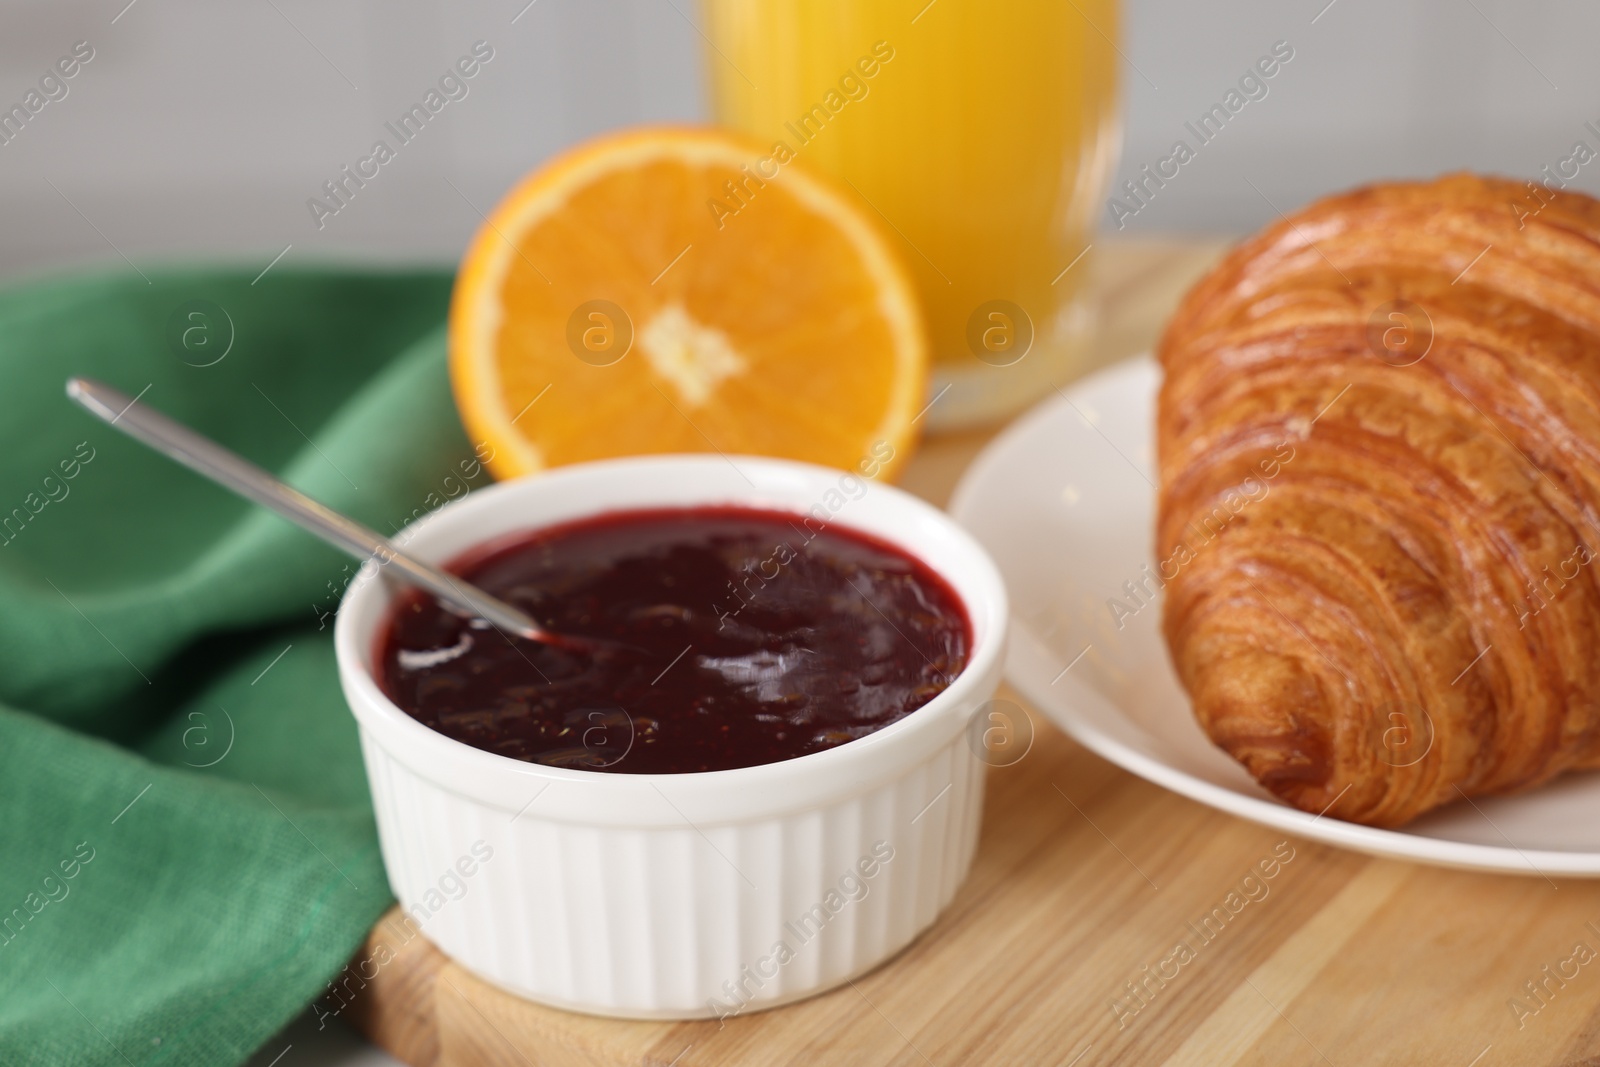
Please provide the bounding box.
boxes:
[700,0,1120,428]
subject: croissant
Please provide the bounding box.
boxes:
[1157,173,1600,827]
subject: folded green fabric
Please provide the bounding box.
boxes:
[0,266,472,1065]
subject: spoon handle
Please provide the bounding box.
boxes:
[66,377,555,645]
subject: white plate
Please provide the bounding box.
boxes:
[949,354,1600,877]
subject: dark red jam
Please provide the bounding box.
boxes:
[376,506,971,774]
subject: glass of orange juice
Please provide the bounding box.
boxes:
[699,0,1120,429]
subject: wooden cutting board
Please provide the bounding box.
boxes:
[344,240,1600,1066]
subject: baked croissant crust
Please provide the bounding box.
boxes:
[1157,173,1600,827]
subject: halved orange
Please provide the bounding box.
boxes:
[449,125,927,481]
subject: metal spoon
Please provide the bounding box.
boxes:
[66,377,575,648]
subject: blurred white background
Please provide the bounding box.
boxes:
[4,0,1598,281]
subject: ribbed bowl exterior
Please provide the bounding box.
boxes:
[335,456,1008,1019]
[358,726,986,1018]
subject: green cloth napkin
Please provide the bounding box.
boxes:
[0,265,474,1065]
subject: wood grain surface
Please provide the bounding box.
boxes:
[344,239,1600,1066]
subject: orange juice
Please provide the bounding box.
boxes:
[700,0,1119,428]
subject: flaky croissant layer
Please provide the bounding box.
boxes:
[1158,174,1600,827]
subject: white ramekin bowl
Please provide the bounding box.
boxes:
[335,454,1007,1018]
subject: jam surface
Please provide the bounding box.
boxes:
[377,506,971,774]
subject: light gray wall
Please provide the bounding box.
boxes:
[2,0,1595,281]
[0,0,701,279]
[1109,0,1600,233]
